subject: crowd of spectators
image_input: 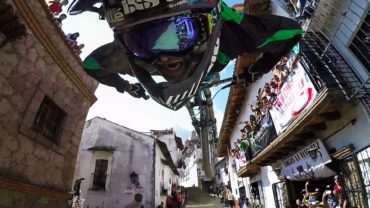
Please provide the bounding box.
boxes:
[48,0,84,56]
[296,176,348,208]
[208,183,251,208]
[165,184,187,208]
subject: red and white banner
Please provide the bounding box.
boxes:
[269,62,318,134]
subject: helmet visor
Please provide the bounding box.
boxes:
[121,16,205,59]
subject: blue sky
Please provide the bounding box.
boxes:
[60,0,242,140]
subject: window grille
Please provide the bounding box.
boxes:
[272,181,290,208]
[349,12,370,73]
[32,96,66,143]
[91,159,108,191]
[338,155,366,207]
[300,0,370,114]
[356,146,370,207]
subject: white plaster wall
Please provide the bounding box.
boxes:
[321,104,370,153]
[171,151,183,168]
[157,134,178,152]
[215,160,229,186]
[181,149,200,187]
[155,144,165,206]
[227,72,274,199]
[330,0,369,81]
[229,72,273,150]
[154,143,179,206]
[74,118,156,208]
[261,166,280,208]
[228,157,241,198]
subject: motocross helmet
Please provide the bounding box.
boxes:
[70,0,222,110]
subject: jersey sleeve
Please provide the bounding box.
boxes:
[83,40,133,92]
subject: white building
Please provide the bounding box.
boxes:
[73,117,179,208]
[214,157,230,188]
[218,0,370,207]
[180,134,216,190]
[151,129,185,179]
[181,144,203,187]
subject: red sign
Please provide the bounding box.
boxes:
[269,62,317,134]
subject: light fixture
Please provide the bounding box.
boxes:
[307,147,319,160]
[130,171,139,187]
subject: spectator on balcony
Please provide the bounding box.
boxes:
[303,181,321,208]
[333,175,348,208]
[321,185,339,208]
[72,43,85,55]
[66,32,80,46]
[55,13,67,27]
[49,0,68,16]
[296,198,307,207]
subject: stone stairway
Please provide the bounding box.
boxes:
[185,187,223,208]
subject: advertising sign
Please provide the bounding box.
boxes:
[281,139,335,181]
[251,112,277,156]
[269,62,318,134]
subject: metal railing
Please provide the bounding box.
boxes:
[298,0,370,114]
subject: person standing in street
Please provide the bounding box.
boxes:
[227,187,235,208]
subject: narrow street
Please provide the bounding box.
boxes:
[185,187,222,208]
[1,0,369,208]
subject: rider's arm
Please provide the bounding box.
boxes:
[219,1,303,82]
[82,41,149,99]
[84,69,131,93]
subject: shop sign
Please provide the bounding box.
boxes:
[251,112,277,156]
[281,139,335,181]
[269,62,318,134]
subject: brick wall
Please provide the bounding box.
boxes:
[0,0,98,207]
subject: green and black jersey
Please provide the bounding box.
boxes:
[83,1,303,93]
[212,1,303,73]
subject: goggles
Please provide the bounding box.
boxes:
[120,14,211,59]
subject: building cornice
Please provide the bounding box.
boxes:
[0,176,71,200]
[12,0,97,104]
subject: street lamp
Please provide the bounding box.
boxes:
[130,171,139,187]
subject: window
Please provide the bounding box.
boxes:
[91,159,108,191]
[272,181,290,208]
[356,146,370,206]
[338,155,366,207]
[32,96,66,143]
[349,12,370,72]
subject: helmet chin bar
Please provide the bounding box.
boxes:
[128,19,221,111]
[153,46,205,83]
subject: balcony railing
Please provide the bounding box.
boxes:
[236,0,370,177]
[300,0,370,114]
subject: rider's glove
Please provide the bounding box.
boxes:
[127,83,150,100]
[231,73,243,85]
[233,66,263,84]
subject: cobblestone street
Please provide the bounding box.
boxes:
[186,187,223,208]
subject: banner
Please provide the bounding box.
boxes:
[251,112,277,156]
[281,139,335,181]
[269,62,318,134]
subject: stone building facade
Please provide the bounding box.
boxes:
[0,0,97,207]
